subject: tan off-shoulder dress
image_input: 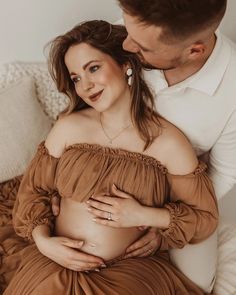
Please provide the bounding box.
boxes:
[3,142,218,295]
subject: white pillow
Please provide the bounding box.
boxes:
[214,221,236,295]
[0,76,52,182]
[0,62,69,121]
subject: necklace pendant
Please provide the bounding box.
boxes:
[99,113,131,146]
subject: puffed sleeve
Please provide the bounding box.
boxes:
[12,142,60,241]
[157,162,219,250]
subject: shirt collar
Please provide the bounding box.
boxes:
[187,31,231,96]
[143,31,231,96]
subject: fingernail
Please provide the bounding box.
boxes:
[113,184,117,189]
[87,207,92,211]
[100,264,106,268]
[94,268,100,272]
[78,241,84,246]
[86,200,90,204]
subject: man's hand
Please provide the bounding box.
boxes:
[124,227,160,258]
[51,194,61,216]
[198,151,209,164]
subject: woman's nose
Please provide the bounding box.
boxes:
[123,35,139,53]
[82,79,94,91]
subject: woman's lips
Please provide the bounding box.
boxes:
[89,90,103,102]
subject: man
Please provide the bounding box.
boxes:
[114,0,236,292]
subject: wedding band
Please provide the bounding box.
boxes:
[107,212,112,221]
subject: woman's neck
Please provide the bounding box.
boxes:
[100,107,132,132]
[99,89,133,130]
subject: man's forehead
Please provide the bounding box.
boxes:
[123,12,163,49]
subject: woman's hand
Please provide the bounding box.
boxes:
[87,184,146,228]
[33,225,105,272]
[38,236,105,272]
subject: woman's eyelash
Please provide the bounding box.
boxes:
[71,65,100,83]
[72,76,81,83]
[89,65,100,72]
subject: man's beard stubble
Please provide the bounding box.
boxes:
[137,52,183,71]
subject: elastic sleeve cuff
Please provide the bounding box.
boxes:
[158,204,177,238]
[26,218,54,241]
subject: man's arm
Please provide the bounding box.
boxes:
[208,109,236,199]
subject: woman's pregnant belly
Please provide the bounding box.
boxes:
[55,198,143,261]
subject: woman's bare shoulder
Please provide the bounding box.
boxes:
[148,118,198,175]
[45,108,97,158]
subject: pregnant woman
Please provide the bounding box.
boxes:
[4,20,218,295]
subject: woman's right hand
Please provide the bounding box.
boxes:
[32,225,105,272]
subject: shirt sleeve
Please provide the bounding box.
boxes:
[12,142,60,241]
[208,109,236,200]
[156,162,219,250]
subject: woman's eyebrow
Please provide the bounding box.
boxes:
[82,60,100,70]
[70,60,100,76]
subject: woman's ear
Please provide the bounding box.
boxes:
[122,62,132,74]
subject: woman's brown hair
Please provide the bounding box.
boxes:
[48,20,161,150]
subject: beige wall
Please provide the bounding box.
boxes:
[220,0,236,42]
[0,0,235,65]
[0,0,122,64]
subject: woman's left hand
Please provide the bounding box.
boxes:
[86,184,145,228]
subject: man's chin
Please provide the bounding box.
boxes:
[141,61,177,71]
[136,54,177,71]
[138,57,157,69]
[141,62,158,70]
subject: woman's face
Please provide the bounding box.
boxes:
[64,42,130,112]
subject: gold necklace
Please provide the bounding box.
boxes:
[99,113,131,144]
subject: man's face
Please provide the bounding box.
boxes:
[123,12,187,70]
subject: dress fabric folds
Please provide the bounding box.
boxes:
[2,142,218,295]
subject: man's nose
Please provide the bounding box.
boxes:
[123,36,139,53]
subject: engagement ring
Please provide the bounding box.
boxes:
[107,212,112,220]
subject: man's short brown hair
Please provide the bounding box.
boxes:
[118,0,227,42]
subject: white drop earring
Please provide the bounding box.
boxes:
[126,68,133,86]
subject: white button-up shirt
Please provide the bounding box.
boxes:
[144,32,236,199]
